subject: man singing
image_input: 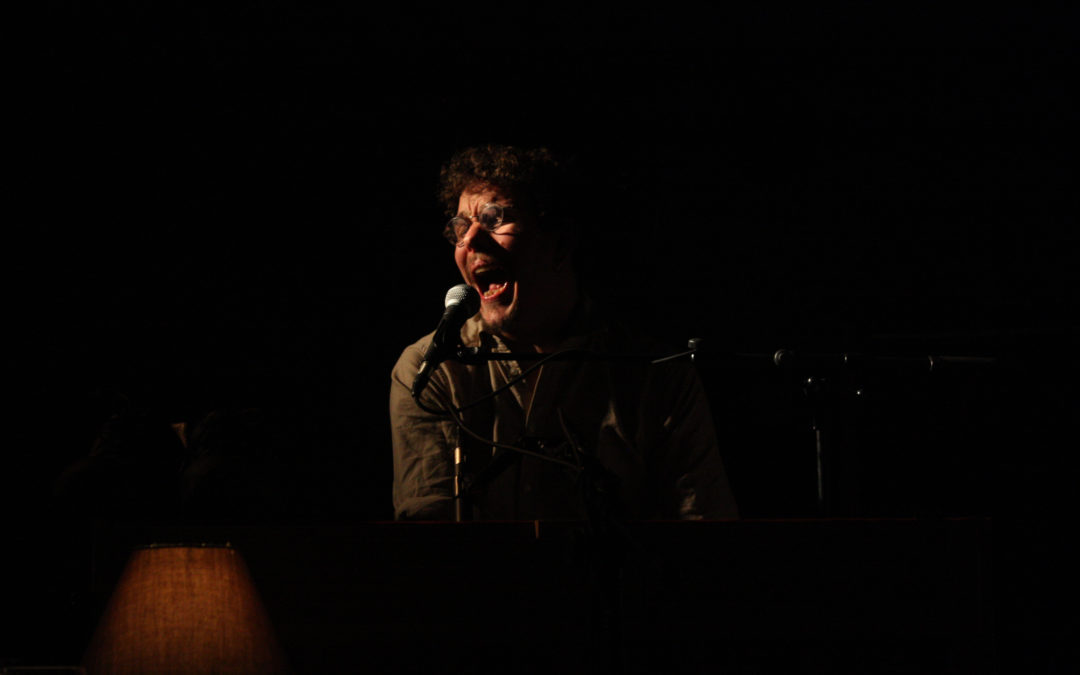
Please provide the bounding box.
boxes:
[390,144,737,521]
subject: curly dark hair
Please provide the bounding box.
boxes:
[437,144,576,228]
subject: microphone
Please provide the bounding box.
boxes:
[411,283,481,399]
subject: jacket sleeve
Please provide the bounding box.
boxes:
[651,363,739,520]
[389,337,458,520]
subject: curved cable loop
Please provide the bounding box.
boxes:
[410,342,697,470]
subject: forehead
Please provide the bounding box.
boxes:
[456,183,516,214]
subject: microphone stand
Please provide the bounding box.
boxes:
[433,341,701,673]
[763,349,998,516]
[444,341,704,523]
[426,338,998,668]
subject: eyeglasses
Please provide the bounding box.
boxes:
[444,202,508,247]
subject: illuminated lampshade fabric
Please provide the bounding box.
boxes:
[82,544,290,675]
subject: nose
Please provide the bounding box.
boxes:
[459,216,487,250]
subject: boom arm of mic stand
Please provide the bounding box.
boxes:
[450,347,678,365]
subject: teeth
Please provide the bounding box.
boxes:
[482,282,508,298]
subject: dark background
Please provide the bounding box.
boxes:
[3,3,1077,670]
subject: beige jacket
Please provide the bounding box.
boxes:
[390,304,738,521]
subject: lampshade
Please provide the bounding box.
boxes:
[82,543,290,675]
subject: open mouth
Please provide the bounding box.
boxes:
[473,265,512,301]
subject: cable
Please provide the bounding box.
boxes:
[444,402,580,471]
[412,375,580,471]
[454,347,589,413]
[410,342,697,470]
[650,348,697,365]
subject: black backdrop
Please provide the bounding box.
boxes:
[4,4,1078,671]
[7,5,1077,521]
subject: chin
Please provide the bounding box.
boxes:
[480,303,519,337]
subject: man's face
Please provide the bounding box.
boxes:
[453,183,564,340]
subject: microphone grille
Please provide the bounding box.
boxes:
[444,283,480,314]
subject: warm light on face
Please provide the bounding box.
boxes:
[452,183,573,348]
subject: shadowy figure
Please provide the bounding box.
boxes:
[52,390,293,525]
[178,405,292,524]
[52,392,186,523]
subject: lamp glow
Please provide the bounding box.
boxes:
[82,543,290,675]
